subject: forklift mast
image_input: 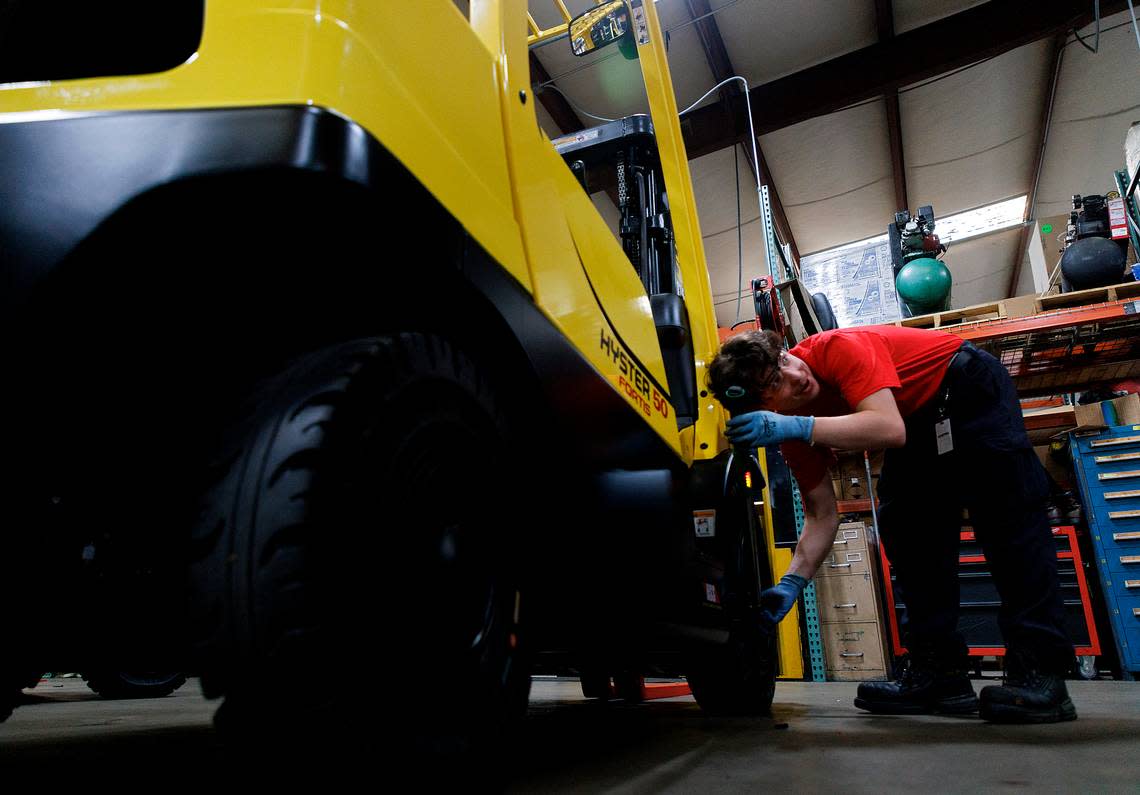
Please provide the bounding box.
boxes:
[554,114,678,297]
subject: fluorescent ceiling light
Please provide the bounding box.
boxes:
[937,195,1027,243]
[806,195,1029,261]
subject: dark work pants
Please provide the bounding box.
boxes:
[877,343,1074,673]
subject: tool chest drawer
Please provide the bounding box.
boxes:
[1072,424,1140,678]
[891,561,1095,649]
[880,526,1100,659]
[1099,551,1140,576]
[958,530,1071,558]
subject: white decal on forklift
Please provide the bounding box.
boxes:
[704,582,719,604]
[553,128,601,147]
[693,509,716,537]
[630,1,650,45]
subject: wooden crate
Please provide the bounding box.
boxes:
[896,300,1004,329]
[893,280,1140,329]
[1037,279,1140,311]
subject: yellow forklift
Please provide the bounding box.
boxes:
[0,0,800,776]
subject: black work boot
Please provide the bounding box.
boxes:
[979,650,1077,724]
[854,653,979,715]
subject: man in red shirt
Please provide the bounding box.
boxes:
[707,326,1076,724]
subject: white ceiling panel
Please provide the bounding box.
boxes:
[759,99,896,254]
[690,144,763,238]
[532,37,651,122]
[901,40,1051,218]
[943,227,1022,308]
[1035,14,1140,217]
[689,146,774,328]
[658,1,725,116]
[710,0,877,84]
[528,0,594,30]
[530,1,719,125]
[534,98,561,139]
[707,220,771,328]
[892,0,989,35]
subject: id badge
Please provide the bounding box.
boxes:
[935,418,954,455]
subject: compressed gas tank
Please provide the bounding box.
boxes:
[896,257,952,314]
[1060,236,1126,291]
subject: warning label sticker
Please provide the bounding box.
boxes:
[630,0,651,45]
[1109,197,1128,239]
[693,509,716,538]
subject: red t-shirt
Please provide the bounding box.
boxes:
[780,326,962,490]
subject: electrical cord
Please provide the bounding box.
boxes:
[538,82,618,123]
[1128,0,1140,52]
[735,143,743,322]
[533,50,623,90]
[1073,0,1100,53]
[677,75,786,314]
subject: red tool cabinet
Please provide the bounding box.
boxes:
[879,526,1101,659]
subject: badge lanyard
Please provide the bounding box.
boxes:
[935,383,954,456]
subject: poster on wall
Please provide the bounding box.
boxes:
[799,236,901,327]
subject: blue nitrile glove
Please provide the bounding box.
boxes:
[759,574,808,628]
[725,410,814,448]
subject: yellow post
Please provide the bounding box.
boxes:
[758,450,805,679]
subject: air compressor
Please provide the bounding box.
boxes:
[888,205,952,317]
[1059,193,1132,291]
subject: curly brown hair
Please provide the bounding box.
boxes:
[706,329,783,407]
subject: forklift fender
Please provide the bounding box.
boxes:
[0,105,383,312]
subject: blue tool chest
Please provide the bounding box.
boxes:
[1071,423,1140,680]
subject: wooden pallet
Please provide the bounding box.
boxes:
[894,280,1140,329]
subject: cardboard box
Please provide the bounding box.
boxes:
[1072,393,1140,431]
[840,474,868,502]
[1002,293,1040,319]
[1034,443,1074,490]
[1038,212,1069,279]
[829,451,883,502]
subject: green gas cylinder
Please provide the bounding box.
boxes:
[896,257,952,315]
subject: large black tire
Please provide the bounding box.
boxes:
[613,670,645,703]
[188,334,529,777]
[685,624,777,716]
[579,670,612,700]
[0,693,17,723]
[82,671,187,699]
[0,671,45,722]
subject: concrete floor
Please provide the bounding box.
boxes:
[2,677,1137,791]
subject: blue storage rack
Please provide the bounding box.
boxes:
[1071,423,1140,680]
[790,476,826,682]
